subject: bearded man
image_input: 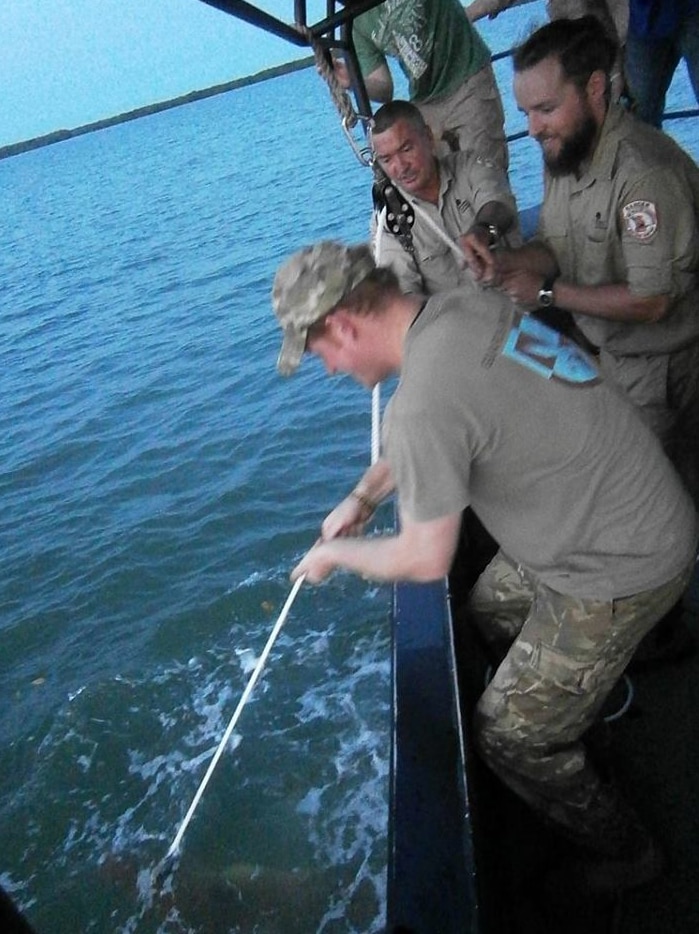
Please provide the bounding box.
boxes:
[470,15,699,510]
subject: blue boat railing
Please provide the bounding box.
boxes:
[388,575,478,933]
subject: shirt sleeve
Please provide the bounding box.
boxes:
[352,15,387,77]
[618,165,696,299]
[384,398,473,523]
[382,310,479,523]
[462,153,521,243]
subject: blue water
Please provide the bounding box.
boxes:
[1,63,389,934]
[1,4,698,931]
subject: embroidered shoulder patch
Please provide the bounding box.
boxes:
[622,200,658,240]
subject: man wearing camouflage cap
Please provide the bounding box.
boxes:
[271,239,697,894]
[274,242,377,377]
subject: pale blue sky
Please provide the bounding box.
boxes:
[1,1,325,148]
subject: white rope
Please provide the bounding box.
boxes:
[163,573,307,862]
[371,386,381,466]
[373,204,387,264]
[408,197,467,266]
[370,205,390,466]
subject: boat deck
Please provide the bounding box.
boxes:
[448,534,699,934]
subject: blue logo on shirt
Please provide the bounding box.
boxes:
[502,316,599,385]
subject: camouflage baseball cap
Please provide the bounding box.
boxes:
[271,241,375,376]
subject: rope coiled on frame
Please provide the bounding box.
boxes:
[296,24,358,128]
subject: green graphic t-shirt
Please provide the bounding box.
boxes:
[353,0,491,102]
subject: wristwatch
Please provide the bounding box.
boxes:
[484,224,500,249]
[472,222,500,248]
[537,275,557,307]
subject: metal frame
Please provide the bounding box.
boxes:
[196,1,388,121]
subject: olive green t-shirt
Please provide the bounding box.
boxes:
[353,0,491,103]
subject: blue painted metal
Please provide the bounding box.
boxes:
[386,578,479,934]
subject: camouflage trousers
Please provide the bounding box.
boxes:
[467,550,694,851]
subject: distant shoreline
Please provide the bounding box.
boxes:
[0,57,314,162]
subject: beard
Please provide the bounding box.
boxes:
[542,113,598,176]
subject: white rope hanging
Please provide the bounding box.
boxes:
[153,212,391,874]
[370,210,387,465]
[154,573,307,878]
[370,206,389,466]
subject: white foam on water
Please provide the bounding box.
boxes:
[2,575,390,932]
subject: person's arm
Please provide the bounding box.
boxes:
[329,56,351,89]
[460,200,518,281]
[292,508,462,584]
[492,223,670,322]
[350,17,394,103]
[330,56,393,101]
[320,458,396,541]
[494,239,670,321]
[464,0,514,23]
[499,271,671,322]
[462,236,556,288]
[363,63,394,103]
[501,160,689,320]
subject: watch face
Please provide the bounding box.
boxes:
[538,289,554,307]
